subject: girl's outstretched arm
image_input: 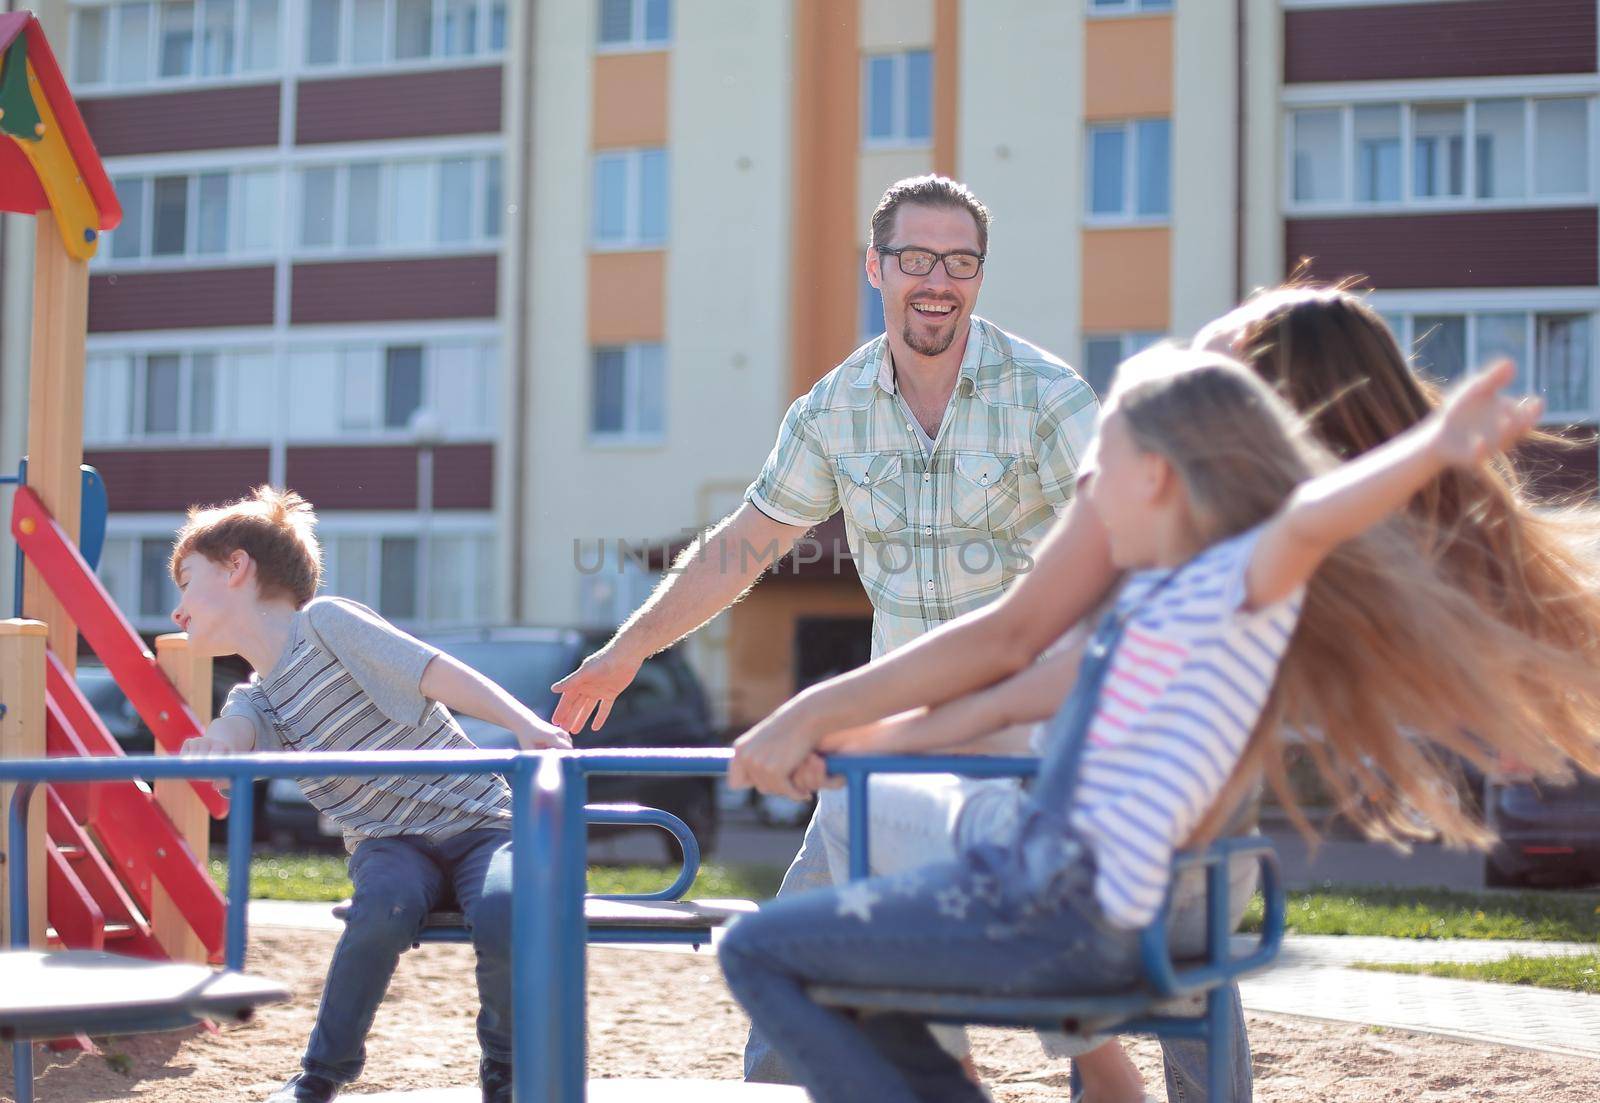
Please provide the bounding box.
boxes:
[818,637,1086,758]
[1248,359,1541,609]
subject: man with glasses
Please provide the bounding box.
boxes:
[549,174,1098,1081]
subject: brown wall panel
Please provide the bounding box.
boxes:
[1082,228,1171,330]
[285,444,494,511]
[432,444,495,510]
[296,66,503,144]
[88,267,275,333]
[1285,0,1596,84]
[80,84,280,156]
[1286,209,1597,289]
[290,256,499,323]
[87,448,270,513]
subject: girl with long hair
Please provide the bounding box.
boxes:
[722,346,1599,1103]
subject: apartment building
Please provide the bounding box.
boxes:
[1,0,513,638]
[2,0,1594,729]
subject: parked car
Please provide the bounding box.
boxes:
[263,628,722,858]
[1484,772,1600,888]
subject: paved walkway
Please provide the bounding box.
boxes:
[249,902,1600,1060]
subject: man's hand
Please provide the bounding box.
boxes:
[551,643,643,734]
[512,712,574,751]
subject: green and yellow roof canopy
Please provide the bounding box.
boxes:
[0,11,121,261]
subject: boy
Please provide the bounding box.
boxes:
[173,486,569,1103]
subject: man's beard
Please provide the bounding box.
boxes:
[901,311,960,356]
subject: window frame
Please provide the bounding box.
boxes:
[860,49,933,149]
[590,148,670,250]
[595,0,672,53]
[1284,94,1596,216]
[71,0,284,94]
[1085,117,1172,225]
[293,152,504,258]
[97,164,283,269]
[300,0,509,73]
[589,342,667,446]
[1086,0,1173,16]
[1081,330,1164,398]
[1372,296,1600,422]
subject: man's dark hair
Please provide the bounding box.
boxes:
[869,175,992,254]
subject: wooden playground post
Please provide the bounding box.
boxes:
[23,215,87,673]
[151,634,213,963]
[0,619,48,948]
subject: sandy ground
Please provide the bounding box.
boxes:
[4,927,1598,1102]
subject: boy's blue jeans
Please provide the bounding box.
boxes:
[302,827,514,1084]
[721,849,1146,1103]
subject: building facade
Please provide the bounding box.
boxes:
[1,0,1594,729]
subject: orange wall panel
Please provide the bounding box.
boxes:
[790,0,860,395]
[588,251,667,343]
[1084,16,1173,121]
[593,51,670,148]
[933,0,959,178]
[1082,228,1171,331]
[726,579,874,727]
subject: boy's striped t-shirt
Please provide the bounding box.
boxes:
[222,597,511,851]
[1069,527,1302,928]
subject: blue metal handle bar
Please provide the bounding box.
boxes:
[1138,837,1285,998]
[582,804,699,901]
[825,754,1041,881]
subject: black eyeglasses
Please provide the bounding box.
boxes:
[876,246,986,280]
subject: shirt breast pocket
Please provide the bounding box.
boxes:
[837,452,908,535]
[950,451,1023,533]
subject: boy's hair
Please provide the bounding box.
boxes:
[170,486,322,607]
[869,175,991,254]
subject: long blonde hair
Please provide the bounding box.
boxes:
[1114,350,1600,850]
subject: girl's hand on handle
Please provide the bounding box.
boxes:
[1431,360,1543,467]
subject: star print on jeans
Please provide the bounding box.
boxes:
[968,873,1002,907]
[835,881,882,922]
[935,883,972,920]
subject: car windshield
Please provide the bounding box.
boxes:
[427,639,572,715]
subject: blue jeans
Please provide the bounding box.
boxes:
[302,828,514,1084]
[796,786,1253,1101]
[742,808,834,1083]
[721,849,1144,1103]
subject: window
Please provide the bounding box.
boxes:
[591,150,669,247]
[140,537,179,620]
[303,0,508,68]
[1087,118,1170,220]
[1081,332,1163,398]
[859,268,885,342]
[324,530,495,625]
[1090,0,1172,12]
[591,344,665,442]
[1289,96,1594,210]
[84,348,272,443]
[863,51,932,146]
[73,0,279,89]
[102,168,280,264]
[598,0,670,49]
[284,339,498,439]
[1384,308,1597,420]
[297,155,503,253]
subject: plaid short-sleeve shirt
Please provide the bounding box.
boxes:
[746,316,1100,658]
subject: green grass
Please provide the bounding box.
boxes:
[211,854,784,904]
[1237,885,1600,943]
[1352,953,1600,994]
